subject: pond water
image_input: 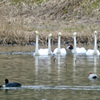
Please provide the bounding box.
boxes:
[0,46,100,100]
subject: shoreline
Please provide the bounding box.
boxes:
[0,35,100,46]
[0,44,99,52]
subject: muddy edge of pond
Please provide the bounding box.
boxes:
[0,35,100,46]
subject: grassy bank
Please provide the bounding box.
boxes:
[0,0,100,45]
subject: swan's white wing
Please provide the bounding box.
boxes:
[86,49,100,56]
[39,49,49,56]
[53,48,66,55]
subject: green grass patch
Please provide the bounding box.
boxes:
[63,26,85,32]
[11,0,24,4]
[92,0,100,8]
[9,0,49,4]
[92,2,98,8]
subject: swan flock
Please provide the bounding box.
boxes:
[34,31,100,56]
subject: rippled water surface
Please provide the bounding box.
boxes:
[0,46,100,100]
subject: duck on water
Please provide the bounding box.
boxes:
[0,79,21,88]
[88,73,98,81]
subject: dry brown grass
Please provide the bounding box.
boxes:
[0,0,100,45]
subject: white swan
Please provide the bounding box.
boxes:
[53,32,66,55]
[48,33,53,55]
[34,31,40,56]
[72,32,86,55]
[34,31,53,56]
[86,31,100,56]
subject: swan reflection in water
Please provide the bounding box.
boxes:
[73,54,86,84]
[53,55,66,82]
[88,56,99,74]
[87,56,99,74]
[73,54,77,83]
[34,56,51,84]
[94,56,97,74]
[34,55,66,85]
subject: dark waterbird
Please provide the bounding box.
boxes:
[4,79,21,87]
[88,73,98,80]
[67,45,73,51]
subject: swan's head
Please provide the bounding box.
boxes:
[94,31,97,35]
[73,32,77,36]
[58,32,62,36]
[34,31,39,35]
[49,33,52,38]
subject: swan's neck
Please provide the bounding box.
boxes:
[74,35,77,54]
[57,35,61,54]
[48,37,52,55]
[93,33,97,55]
[35,35,39,56]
